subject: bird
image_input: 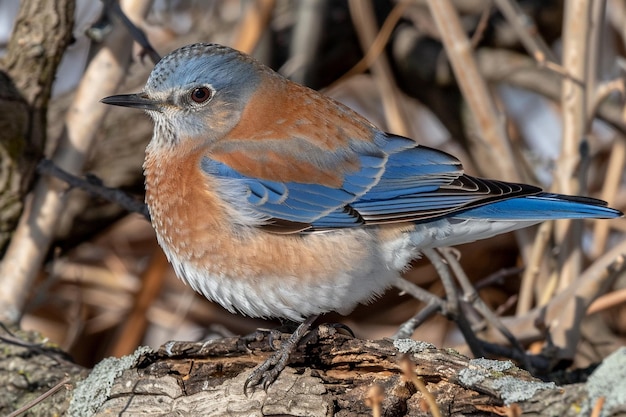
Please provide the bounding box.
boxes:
[101,42,622,390]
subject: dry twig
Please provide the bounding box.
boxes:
[426,0,519,183]
[348,0,412,136]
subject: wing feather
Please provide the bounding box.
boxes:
[202,132,543,232]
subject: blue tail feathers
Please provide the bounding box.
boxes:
[456,192,623,221]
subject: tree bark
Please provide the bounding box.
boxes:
[0,0,75,253]
[2,326,623,417]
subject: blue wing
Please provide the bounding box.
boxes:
[203,155,382,224]
[201,133,419,231]
[202,133,621,232]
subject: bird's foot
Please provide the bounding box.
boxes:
[243,315,318,394]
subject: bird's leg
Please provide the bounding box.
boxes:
[244,314,318,394]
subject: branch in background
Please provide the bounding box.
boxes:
[106,0,161,64]
[282,0,327,85]
[494,0,558,64]
[592,140,625,257]
[554,0,594,288]
[473,48,626,136]
[0,0,75,253]
[37,159,149,219]
[426,0,520,183]
[0,0,153,325]
[348,0,412,137]
[329,1,409,88]
[231,0,275,54]
[483,238,626,358]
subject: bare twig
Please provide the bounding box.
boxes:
[6,375,71,417]
[585,0,607,121]
[517,221,552,314]
[590,396,606,417]
[494,0,557,63]
[105,0,160,64]
[37,159,149,218]
[392,301,440,339]
[282,0,327,84]
[426,0,519,183]
[591,78,626,117]
[422,248,459,317]
[588,286,626,315]
[107,250,168,357]
[364,384,384,417]
[474,48,626,135]
[473,266,523,291]
[421,248,486,357]
[331,1,410,87]
[348,0,412,136]
[483,241,626,359]
[231,0,275,54]
[399,355,442,417]
[555,0,596,288]
[469,4,492,48]
[393,276,446,309]
[591,139,625,257]
[438,248,530,369]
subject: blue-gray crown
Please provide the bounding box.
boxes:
[145,43,263,94]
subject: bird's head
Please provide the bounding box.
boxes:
[102,43,262,149]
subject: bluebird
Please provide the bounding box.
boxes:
[101,43,622,390]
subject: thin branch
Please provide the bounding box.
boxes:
[6,375,71,417]
[330,1,410,87]
[399,356,443,417]
[438,248,530,370]
[392,300,440,339]
[517,221,552,314]
[422,248,459,317]
[422,248,487,358]
[348,0,412,136]
[483,240,626,360]
[493,0,558,63]
[426,0,520,183]
[585,0,607,121]
[554,0,595,288]
[591,139,625,257]
[281,0,327,84]
[469,4,492,48]
[231,0,275,54]
[106,0,160,64]
[36,159,149,219]
[474,48,626,135]
[591,78,626,117]
[393,276,446,309]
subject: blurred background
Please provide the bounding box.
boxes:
[0,0,625,375]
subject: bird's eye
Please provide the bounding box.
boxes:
[190,87,212,104]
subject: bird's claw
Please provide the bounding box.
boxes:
[243,347,290,395]
[242,315,318,395]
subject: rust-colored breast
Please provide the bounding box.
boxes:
[144,146,230,264]
[143,144,367,283]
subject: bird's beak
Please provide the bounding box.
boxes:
[100,93,160,111]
